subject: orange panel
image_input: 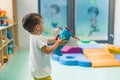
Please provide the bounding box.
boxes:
[92,60,120,68]
[83,48,120,67]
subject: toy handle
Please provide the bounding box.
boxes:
[65,27,73,33]
[73,36,80,40]
[55,35,60,40]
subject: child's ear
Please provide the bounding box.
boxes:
[35,25,40,30]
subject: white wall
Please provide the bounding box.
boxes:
[114,0,120,46]
[17,0,38,50]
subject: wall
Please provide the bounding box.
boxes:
[0,0,13,24]
[17,0,38,50]
[114,0,120,46]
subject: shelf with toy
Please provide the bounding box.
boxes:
[8,47,17,61]
[0,27,7,49]
[0,0,18,72]
[0,23,17,48]
[0,49,3,65]
[0,28,7,48]
[0,23,17,29]
[1,39,13,50]
[0,24,17,71]
[0,56,8,72]
[0,39,16,72]
[0,9,9,26]
[1,26,16,54]
[7,24,18,54]
[0,46,8,71]
[3,46,8,63]
[0,30,2,47]
[0,48,16,72]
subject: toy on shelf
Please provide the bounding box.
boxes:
[0,9,9,26]
[3,56,8,63]
[2,36,5,43]
[7,30,12,39]
[0,9,6,18]
[8,41,14,54]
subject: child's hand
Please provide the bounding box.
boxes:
[56,38,67,46]
[48,37,56,44]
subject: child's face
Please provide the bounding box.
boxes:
[35,18,44,34]
[39,18,44,33]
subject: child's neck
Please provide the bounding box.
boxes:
[31,31,41,35]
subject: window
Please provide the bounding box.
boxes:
[38,0,115,43]
[75,0,109,41]
[39,0,67,37]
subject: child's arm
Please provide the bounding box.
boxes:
[41,39,67,54]
[47,37,56,44]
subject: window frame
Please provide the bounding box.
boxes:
[38,0,115,44]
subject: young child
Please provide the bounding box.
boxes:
[22,13,67,80]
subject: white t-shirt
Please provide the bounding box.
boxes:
[29,34,51,78]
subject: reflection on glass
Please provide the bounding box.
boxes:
[75,0,109,40]
[40,0,67,37]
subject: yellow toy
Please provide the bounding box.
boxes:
[0,9,6,18]
[105,44,120,54]
[0,9,9,26]
[3,56,8,63]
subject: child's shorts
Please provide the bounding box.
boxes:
[34,75,51,80]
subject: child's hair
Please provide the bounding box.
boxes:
[22,13,42,33]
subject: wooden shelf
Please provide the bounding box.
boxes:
[0,52,15,72]
[0,0,18,72]
[0,38,14,50]
[0,24,18,72]
[0,62,7,72]
[0,24,17,30]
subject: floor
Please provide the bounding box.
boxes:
[0,50,120,80]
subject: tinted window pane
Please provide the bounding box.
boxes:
[40,0,67,36]
[76,0,109,40]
